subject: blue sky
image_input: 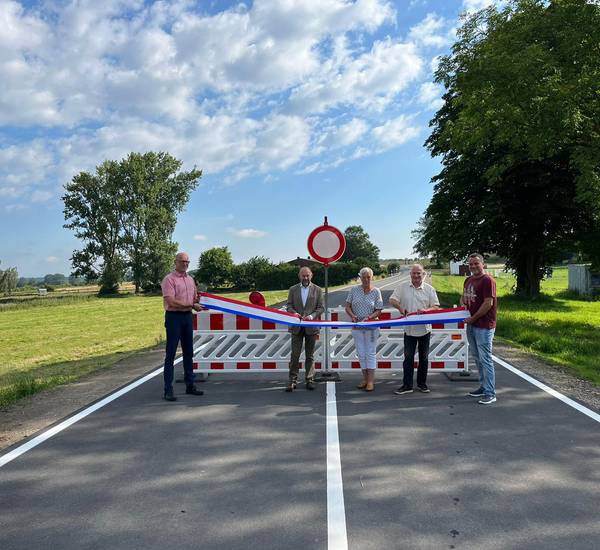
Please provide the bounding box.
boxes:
[0,0,496,277]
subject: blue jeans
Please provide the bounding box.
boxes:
[466,325,496,397]
[164,311,195,393]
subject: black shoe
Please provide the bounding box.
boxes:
[306,381,316,390]
[468,388,485,397]
[478,395,497,405]
[394,385,413,395]
[164,388,177,401]
[185,385,204,396]
[285,382,297,392]
[417,384,430,393]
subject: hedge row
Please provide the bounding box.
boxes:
[231,260,384,291]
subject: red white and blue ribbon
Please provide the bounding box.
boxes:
[199,292,468,328]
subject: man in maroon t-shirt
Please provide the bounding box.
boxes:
[461,253,497,404]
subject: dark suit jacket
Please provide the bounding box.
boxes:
[286,282,324,335]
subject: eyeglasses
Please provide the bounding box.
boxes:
[176,260,190,264]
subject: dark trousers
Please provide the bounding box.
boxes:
[289,329,317,383]
[164,311,195,392]
[403,333,431,388]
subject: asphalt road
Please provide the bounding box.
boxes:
[1,273,599,549]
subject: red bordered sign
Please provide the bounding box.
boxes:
[307,223,346,265]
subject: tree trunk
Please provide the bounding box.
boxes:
[514,253,541,299]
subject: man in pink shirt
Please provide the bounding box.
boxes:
[161,252,203,401]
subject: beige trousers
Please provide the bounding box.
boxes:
[289,328,317,383]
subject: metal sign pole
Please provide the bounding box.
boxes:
[308,216,344,382]
[324,264,329,373]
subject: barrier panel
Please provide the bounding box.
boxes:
[192,307,468,373]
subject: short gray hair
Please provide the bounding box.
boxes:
[468,253,484,263]
[359,267,373,278]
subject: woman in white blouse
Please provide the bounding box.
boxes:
[345,267,383,391]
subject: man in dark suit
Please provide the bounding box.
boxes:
[285,266,324,392]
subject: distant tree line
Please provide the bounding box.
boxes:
[16,274,88,288]
[63,152,201,294]
[195,225,382,291]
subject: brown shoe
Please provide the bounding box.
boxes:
[365,383,374,392]
[285,382,297,392]
[356,381,367,389]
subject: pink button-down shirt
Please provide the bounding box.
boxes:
[161,271,197,311]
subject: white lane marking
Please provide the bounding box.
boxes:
[0,358,179,468]
[493,354,600,423]
[326,381,348,550]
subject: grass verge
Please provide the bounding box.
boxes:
[432,267,600,385]
[0,289,291,408]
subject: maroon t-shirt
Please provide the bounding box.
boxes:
[463,274,497,329]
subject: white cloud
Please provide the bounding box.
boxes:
[409,13,448,47]
[290,38,423,114]
[418,82,444,110]
[193,234,207,241]
[296,161,323,175]
[462,0,497,11]
[254,115,311,172]
[319,118,370,149]
[0,0,443,206]
[31,190,53,203]
[371,115,421,151]
[46,256,58,263]
[0,142,55,198]
[227,228,268,238]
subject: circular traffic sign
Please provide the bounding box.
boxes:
[307,223,346,265]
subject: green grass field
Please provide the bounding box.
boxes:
[0,290,289,408]
[432,267,600,385]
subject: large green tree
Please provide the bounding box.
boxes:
[63,152,201,294]
[196,247,234,289]
[416,0,600,297]
[117,152,201,292]
[342,225,381,265]
[231,256,273,289]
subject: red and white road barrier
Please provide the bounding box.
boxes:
[193,296,469,374]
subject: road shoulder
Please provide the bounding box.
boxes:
[494,338,600,412]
